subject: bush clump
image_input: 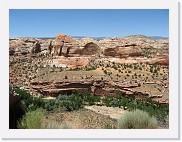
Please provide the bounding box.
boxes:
[45,91,101,111]
[15,87,45,111]
[17,108,45,129]
[117,109,157,129]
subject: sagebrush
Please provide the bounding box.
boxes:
[117,109,157,129]
[17,108,45,129]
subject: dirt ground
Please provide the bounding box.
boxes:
[42,106,168,129]
[84,105,126,119]
[43,108,117,129]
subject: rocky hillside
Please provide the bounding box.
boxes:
[9,34,169,103]
[9,34,168,65]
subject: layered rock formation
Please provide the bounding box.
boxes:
[103,44,144,58]
[9,34,168,65]
[9,38,50,56]
[30,80,149,99]
[103,48,117,57]
[81,42,101,55]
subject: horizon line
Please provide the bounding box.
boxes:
[9,34,169,39]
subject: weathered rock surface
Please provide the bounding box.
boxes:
[81,42,101,55]
[9,35,168,64]
[55,34,74,45]
[30,80,149,99]
[116,45,144,57]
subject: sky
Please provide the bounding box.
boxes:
[9,9,169,38]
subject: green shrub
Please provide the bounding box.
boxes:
[58,93,83,111]
[43,100,56,111]
[17,108,45,129]
[57,94,69,100]
[102,96,114,107]
[138,83,141,87]
[120,98,129,108]
[117,109,157,129]
[43,94,77,111]
[110,98,121,107]
[103,70,107,74]
[15,88,45,111]
[69,95,83,110]
[83,93,101,105]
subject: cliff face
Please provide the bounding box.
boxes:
[30,80,148,99]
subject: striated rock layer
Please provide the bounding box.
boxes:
[9,34,169,65]
[30,80,149,99]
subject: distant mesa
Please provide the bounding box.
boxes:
[9,33,169,65]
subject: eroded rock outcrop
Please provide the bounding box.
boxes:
[30,41,41,54]
[103,48,117,57]
[115,45,144,58]
[30,80,150,99]
[81,42,101,55]
[9,35,169,62]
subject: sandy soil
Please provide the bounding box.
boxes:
[84,105,126,119]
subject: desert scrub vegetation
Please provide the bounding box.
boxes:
[17,108,45,129]
[15,87,45,111]
[101,93,169,124]
[14,88,168,127]
[117,109,157,129]
[44,91,168,124]
[44,91,101,111]
[15,88,101,112]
